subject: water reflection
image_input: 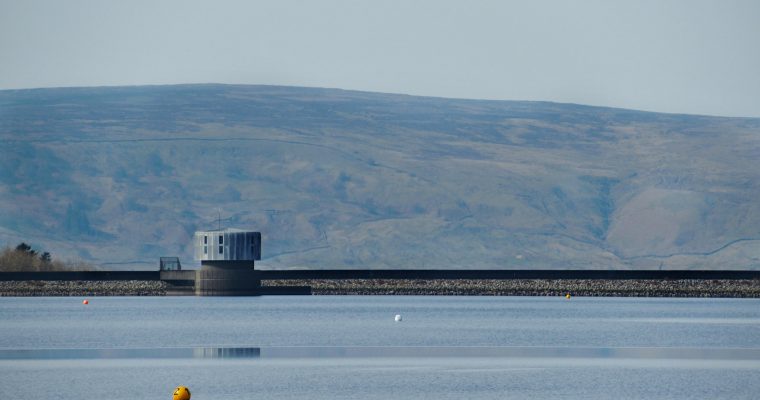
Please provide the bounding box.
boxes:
[2,346,759,360]
[193,347,260,358]
[0,347,260,360]
[260,346,760,360]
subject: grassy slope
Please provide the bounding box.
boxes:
[0,84,759,269]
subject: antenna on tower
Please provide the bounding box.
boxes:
[217,208,222,230]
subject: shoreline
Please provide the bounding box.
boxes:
[1,278,760,297]
[264,279,760,297]
[0,280,167,296]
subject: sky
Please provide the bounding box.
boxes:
[1,0,759,117]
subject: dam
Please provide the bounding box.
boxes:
[2,268,760,297]
[2,228,760,296]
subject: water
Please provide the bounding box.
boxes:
[1,296,759,399]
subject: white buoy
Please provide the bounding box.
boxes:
[394,314,402,322]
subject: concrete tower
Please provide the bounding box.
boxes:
[194,228,262,296]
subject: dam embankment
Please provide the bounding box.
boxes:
[0,280,167,296]
[1,269,759,297]
[262,278,760,297]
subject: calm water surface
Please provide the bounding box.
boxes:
[1,296,759,399]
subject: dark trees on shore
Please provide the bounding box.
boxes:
[0,243,92,271]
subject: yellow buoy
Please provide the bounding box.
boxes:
[565,293,571,299]
[173,386,191,400]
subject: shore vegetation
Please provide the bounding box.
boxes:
[0,243,94,272]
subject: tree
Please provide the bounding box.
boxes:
[1,242,93,272]
[15,242,36,256]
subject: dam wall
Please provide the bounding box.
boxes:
[3,269,760,283]
[2,269,758,297]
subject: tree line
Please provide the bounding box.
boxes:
[0,243,94,272]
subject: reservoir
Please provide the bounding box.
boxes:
[1,296,759,399]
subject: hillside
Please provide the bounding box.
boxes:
[1,84,758,270]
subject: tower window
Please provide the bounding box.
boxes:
[219,245,224,254]
[219,235,223,245]
[203,246,207,254]
[203,236,207,244]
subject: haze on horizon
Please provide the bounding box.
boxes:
[1,0,759,118]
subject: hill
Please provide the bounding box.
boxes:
[1,84,758,269]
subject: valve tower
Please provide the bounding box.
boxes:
[193,228,262,296]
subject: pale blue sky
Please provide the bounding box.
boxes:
[1,0,759,117]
